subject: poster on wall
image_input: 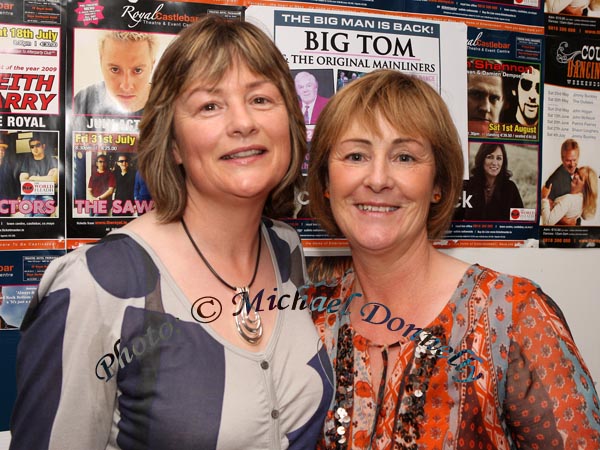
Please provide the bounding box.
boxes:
[0,249,63,330]
[540,35,600,247]
[246,5,467,250]
[65,0,244,249]
[0,0,65,248]
[255,0,544,32]
[439,27,542,248]
[544,0,600,36]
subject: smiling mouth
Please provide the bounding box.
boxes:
[357,204,399,212]
[221,149,265,160]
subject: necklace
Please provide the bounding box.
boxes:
[181,218,263,344]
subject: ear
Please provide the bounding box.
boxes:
[172,141,183,165]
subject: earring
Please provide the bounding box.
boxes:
[324,191,330,199]
[433,193,441,202]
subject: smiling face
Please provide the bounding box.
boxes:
[571,170,585,194]
[561,148,579,175]
[483,147,504,180]
[516,68,540,125]
[327,115,439,253]
[294,72,318,106]
[171,62,291,206]
[100,38,154,113]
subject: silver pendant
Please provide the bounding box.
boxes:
[234,287,263,345]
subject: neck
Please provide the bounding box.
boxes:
[485,174,496,187]
[182,192,265,260]
[516,109,536,126]
[350,232,437,313]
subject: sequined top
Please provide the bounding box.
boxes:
[310,264,600,449]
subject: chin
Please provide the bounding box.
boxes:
[232,178,280,200]
[348,231,399,253]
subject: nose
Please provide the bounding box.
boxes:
[363,156,393,192]
[119,72,133,92]
[227,101,258,137]
[479,97,492,113]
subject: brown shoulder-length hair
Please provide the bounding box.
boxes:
[137,15,306,223]
[308,70,464,239]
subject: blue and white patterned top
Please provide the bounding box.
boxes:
[11,219,333,450]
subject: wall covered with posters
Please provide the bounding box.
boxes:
[0,0,599,432]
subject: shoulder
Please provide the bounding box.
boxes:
[471,265,564,322]
[548,165,569,179]
[262,217,302,249]
[262,217,304,286]
[502,179,520,194]
[316,95,329,106]
[46,156,58,168]
[73,82,104,104]
[40,233,159,301]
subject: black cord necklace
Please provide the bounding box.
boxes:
[181,218,263,344]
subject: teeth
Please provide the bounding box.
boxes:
[222,149,263,160]
[357,204,398,212]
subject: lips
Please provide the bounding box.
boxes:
[221,148,266,160]
[356,204,399,212]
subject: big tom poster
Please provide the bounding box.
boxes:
[246,5,468,251]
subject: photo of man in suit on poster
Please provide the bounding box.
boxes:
[293,70,334,125]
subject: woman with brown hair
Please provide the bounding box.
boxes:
[307,69,600,449]
[11,16,332,449]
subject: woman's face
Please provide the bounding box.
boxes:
[571,170,585,194]
[171,62,291,206]
[327,115,439,253]
[483,148,503,179]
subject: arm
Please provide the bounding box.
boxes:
[28,167,58,184]
[96,186,115,201]
[545,0,573,13]
[541,196,570,226]
[503,284,600,446]
[10,252,118,450]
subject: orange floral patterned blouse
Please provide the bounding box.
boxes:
[310,264,600,449]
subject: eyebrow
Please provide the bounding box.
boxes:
[339,137,422,146]
[188,79,273,96]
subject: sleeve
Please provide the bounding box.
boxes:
[108,172,116,189]
[503,281,600,447]
[509,181,523,209]
[10,251,119,450]
[545,0,570,13]
[541,196,569,225]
